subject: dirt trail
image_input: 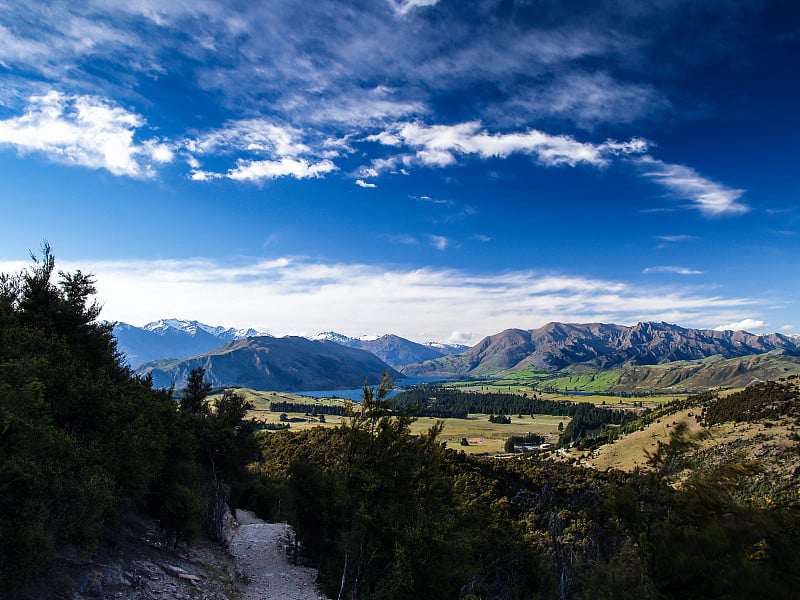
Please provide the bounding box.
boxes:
[230,510,329,600]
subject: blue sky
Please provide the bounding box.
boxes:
[0,0,798,344]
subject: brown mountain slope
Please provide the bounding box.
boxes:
[401,321,799,377]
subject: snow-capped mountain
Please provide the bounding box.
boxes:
[114,319,466,370]
[143,319,267,342]
[313,331,355,345]
[113,319,269,368]
[423,341,470,355]
[310,332,468,368]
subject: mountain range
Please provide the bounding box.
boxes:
[400,321,800,377]
[136,336,399,391]
[112,319,268,368]
[116,319,800,393]
[113,319,466,369]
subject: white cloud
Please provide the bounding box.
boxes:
[372,121,649,169]
[0,91,173,177]
[0,24,53,69]
[779,324,793,332]
[656,234,697,244]
[714,318,767,332]
[301,91,425,127]
[225,157,337,182]
[3,256,761,346]
[357,155,415,176]
[387,0,440,16]
[184,119,343,182]
[428,235,450,250]
[355,179,376,188]
[638,157,748,216]
[186,119,311,158]
[382,234,419,246]
[447,331,474,344]
[643,266,703,275]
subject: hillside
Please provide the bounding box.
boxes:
[137,336,399,391]
[583,382,800,508]
[402,321,799,378]
[531,351,800,394]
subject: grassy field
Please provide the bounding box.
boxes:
[209,388,569,455]
[436,380,683,409]
[536,370,623,392]
[211,386,691,456]
[410,414,567,454]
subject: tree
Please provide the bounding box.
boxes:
[180,366,212,414]
[0,247,180,590]
[282,370,469,599]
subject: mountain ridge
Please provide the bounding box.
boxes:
[114,319,467,369]
[112,318,270,368]
[136,335,400,391]
[313,331,468,367]
[401,321,800,377]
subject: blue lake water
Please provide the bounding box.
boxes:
[290,376,444,401]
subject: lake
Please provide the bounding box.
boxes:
[290,376,445,401]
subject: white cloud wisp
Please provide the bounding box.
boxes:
[639,157,748,216]
[7,256,760,346]
[714,318,767,333]
[643,266,703,275]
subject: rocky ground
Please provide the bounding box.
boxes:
[7,510,329,600]
[231,510,328,600]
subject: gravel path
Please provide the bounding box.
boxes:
[231,510,329,600]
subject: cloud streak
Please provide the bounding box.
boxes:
[370,121,649,169]
[643,266,703,275]
[639,157,748,216]
[387,0,440,16]
[3,256,758,345]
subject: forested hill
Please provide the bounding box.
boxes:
[137,335,400,391]
[401,321,799,377]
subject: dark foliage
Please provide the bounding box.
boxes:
[0,249,259,592]
[392,386,575,419]
[504,433,545,453]
[254,388,800,599]
[269,400,347,416]
[0,247,175,589]
[703,381,799,425]
[558,402,638,447]
[489,413,511,424]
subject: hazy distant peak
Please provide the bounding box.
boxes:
[313,331,354,343]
